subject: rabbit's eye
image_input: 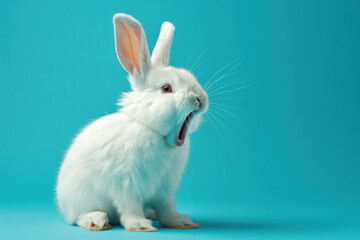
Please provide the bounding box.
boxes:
[161,84,173,93]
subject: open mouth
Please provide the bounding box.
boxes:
[176,112,194,146]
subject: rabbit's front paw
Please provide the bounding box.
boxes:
[161,214,200,229]
[78,211,111,231]
[124,218,158,232]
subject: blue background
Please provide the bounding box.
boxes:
[1,0,359,239]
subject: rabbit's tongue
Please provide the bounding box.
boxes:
[176,112,193,146]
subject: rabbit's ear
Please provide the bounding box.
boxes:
[113,14,151,80]
[151,22,175,67]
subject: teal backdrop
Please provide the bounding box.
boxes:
[1,0,359,239]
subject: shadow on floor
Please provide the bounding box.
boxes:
[197,219,307,232]
[102,219,303,233]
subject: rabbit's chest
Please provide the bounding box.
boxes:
[108,128,190,200]
[128,141,189,199]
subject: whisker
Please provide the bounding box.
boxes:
[204,113,230,147]
[205,71,240,93]
[206,79,247,96]
[203,57,242,89]
[209,82,256,97]
[192,57,209,74]
[209,95,253,101]
[208,110,238,140]
[186,42,199,70]
[201,116,210,125]
[190,48,210,72]
[197,63,210,84]
[206,112,237,154]
[211,102,247,111]
[210,105,251,130]
[206,60,243,92]
[208,77,248,94]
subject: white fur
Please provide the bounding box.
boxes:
[151,21,175,66]
[56,13,208,231]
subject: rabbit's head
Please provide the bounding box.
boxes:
[114,14,208,147]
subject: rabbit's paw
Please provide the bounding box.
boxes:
[86,222,111,231]
[161,214,200,229]
[124,218,158,232]
[78,211,111,231]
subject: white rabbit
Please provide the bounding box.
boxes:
[56,13,208,232]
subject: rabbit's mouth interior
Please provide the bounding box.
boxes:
[176,112,194,146]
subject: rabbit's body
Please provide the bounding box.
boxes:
[56,14,208,232]
[57,111,189,224]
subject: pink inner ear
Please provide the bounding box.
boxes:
[115,21,141,74]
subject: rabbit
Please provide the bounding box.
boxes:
[56,13,209,232]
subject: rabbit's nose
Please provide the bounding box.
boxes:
[195,96,202,108]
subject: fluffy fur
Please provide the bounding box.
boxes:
[56,13,208,232]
